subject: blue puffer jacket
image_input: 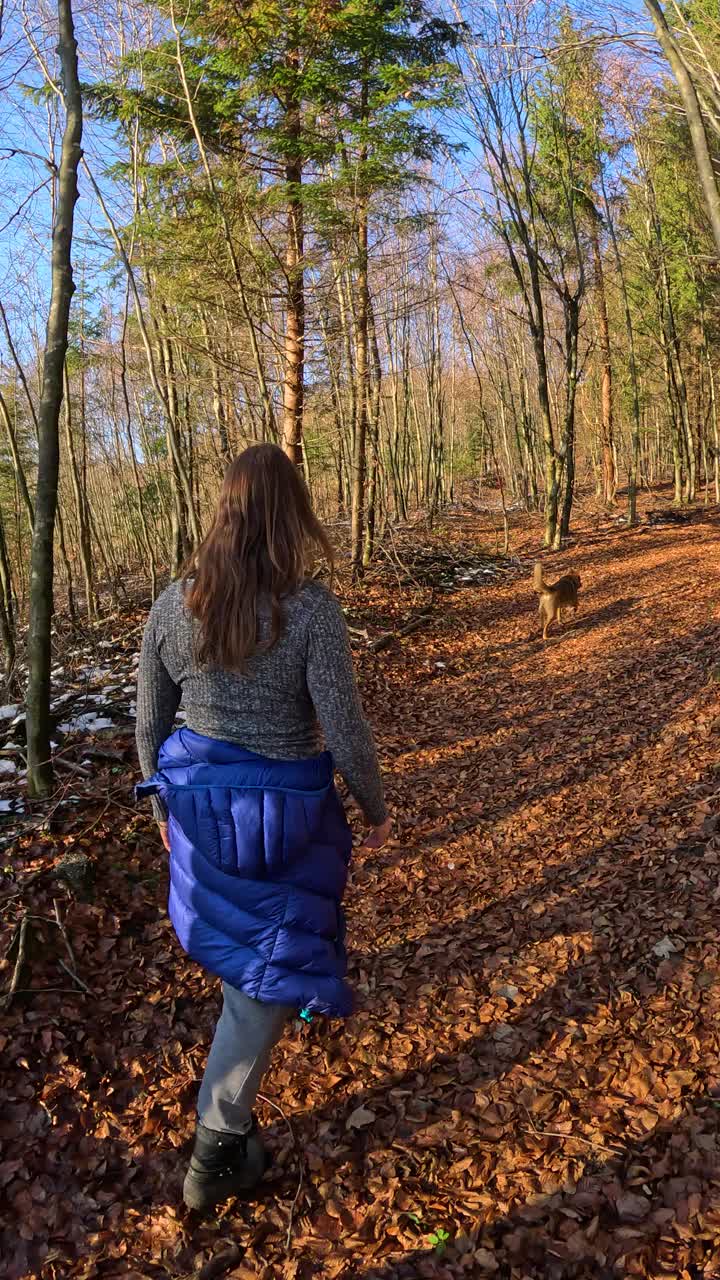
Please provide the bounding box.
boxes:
[137,727,354,1017]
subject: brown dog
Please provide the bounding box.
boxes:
[534,562,581,640]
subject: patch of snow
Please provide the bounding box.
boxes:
[50,694,75,712]
[0,798,23,814]
[0,760,17,777]
[58,712,114,734]
[0,705,19,721]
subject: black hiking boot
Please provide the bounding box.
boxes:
[182,1116,270,1212]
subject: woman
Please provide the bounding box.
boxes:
[135,444,389,1213]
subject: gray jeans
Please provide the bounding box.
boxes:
[197,983,293,1134]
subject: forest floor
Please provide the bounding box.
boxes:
[4,494,720,1280]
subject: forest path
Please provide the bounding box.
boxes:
[4,511,720,1279]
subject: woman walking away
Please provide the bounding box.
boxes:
[135,444,390,1212]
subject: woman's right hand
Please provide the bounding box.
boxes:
[361,816,392,850]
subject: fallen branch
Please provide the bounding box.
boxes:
[369,608,434,653]
[347,626,370,645]
[11,986,88,997]
[8,906,93,995]
[521,1111,623,1158]
[76,800,112,839]
[53,757,92,778]
[647,508,692,526]
[53,898,77,969]
[58,958,93,995]
[257,1091,304,1253]
[2,914,31,1012]
[81,746,126,765]
[376,531,424,592]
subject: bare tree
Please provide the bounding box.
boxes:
[644,0,720,256]
[25,0,83,796]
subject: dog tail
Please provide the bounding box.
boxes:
[533,562,546,594]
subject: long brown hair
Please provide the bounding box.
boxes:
[184,444,334,670]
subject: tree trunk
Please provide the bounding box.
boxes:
[363,299,382,567]
[83,165,200,552]
[281,62,304,466]
[602,177,642,524]
[590,216,616,505]
[0,389,35,530]
[535,333,560,547]
[663,347,684,503]
[705,336,720,504]
[202,314,231,466]
[350,193,369,578]
[525,253,559,544]
[158,331,193,574]
[660,266,695,502]
[120,289,157,599]
[63,363,95,617]
[644,0,720,257]
[558,294,580,544]
[26,0,82,796]
[0,507,15,677]
[56,504,76,624]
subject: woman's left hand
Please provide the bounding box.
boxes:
[158,821,170,852]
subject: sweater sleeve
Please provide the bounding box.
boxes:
[135,603,182,823]
[306,590,387,826]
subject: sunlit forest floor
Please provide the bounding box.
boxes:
[4,491,720,1279]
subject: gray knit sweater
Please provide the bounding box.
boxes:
[135,579,387,826]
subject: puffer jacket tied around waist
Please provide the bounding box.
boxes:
[137,728,354,1017]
